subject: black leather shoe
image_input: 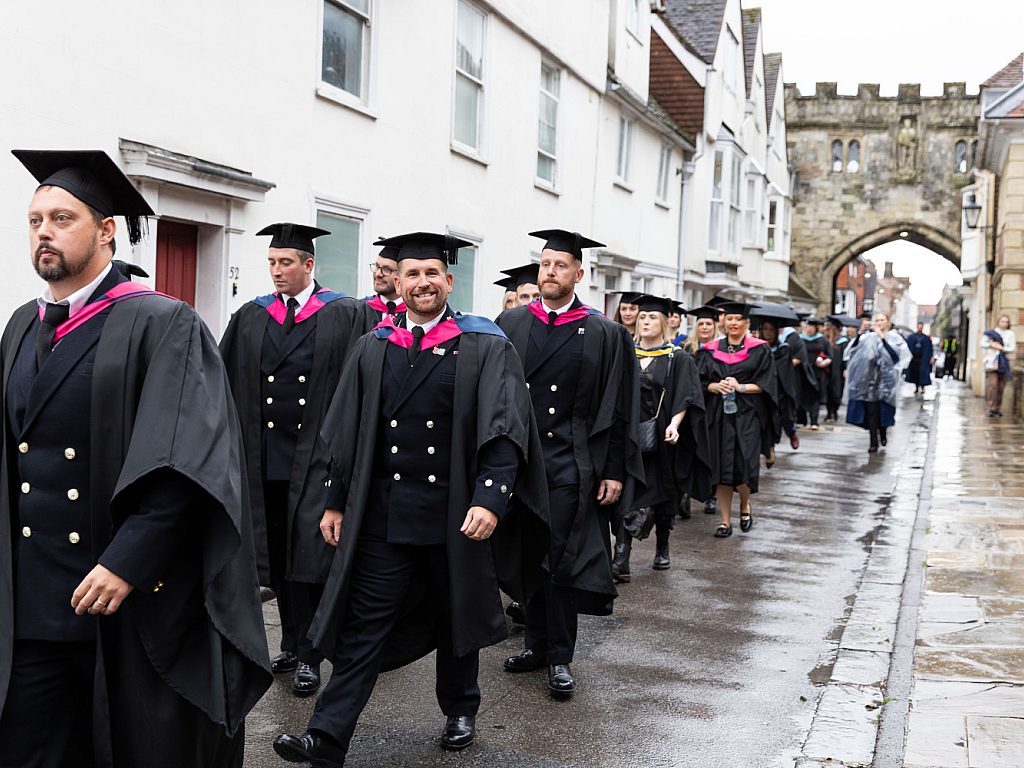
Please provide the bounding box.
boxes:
[273,731,346,767]
[260,586,276,603]
[271,651,298,674]
[505,601,526,625]
[504,649,546,672]
[292,662,321,696]
[548,664,575,697]
[440,715,476,750]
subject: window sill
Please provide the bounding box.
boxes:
[654,199,671,211]
[450,143,489,167]
[316,83,378,120]
[535,179,560,197]
[613,178,634,193]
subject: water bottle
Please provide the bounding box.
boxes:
[723,391,737,414]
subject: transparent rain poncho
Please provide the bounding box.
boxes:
[843,330,912,408]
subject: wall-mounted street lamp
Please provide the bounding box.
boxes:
[963,192,983,230]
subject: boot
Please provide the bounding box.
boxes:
[677,494,691,520]
[653,532,670,570]
[611,535,632,583]
[703,496,718,515]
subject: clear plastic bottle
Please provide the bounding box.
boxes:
[723,391,737,414]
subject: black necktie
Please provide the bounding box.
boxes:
[408,325,425,366]
[37,302,70,369]
[385,300,396,315]
[548,311,558,332]
[283,297,299,334]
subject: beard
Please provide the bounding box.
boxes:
[540,279,572,302]
[33,243,91,282]
[406,289,447,317]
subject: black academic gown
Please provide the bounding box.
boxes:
[0,275,271,767]
[828,337,847,412]
[799,335,832,415]
[497,303,643,616]
[768,340,801,444]
[633,349,712,508]
[698,339,778,493]
[219,287,374,585]
[308,318,549,667]
[904,332,933,386]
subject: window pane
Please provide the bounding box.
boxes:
[344,0,369,13]
[447,245,476,312]
[322,1,364,96]
[537,153,555,183]
[314,212,360,295]
[454,73,480,147]
[709,202,721,250]
[456,1,485,80]
[955,140,967,173]
[831,140,843,173]
[539,92,557,154]
[730,158,741,206]
[541,63,559,96]
[712,152,723,198]
[847,140,861,173]
[617,118,633,179]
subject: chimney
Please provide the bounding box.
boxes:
[884,261,894,279]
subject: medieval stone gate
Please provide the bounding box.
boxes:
[785,82,979,310]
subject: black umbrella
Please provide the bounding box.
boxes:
[748,302,801,324]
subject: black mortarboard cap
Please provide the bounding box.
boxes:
[372,238,401,262]
[858,311,873,320]
[257,223,331,254]
[686,306,721,320]
[528,229,604,260]
[500,263,540,288]
[635,295,673,315]
[669,300,685,315]
[375,232,470,265]
[805,316,826,326]
[494,275,518,290]
[13,149,154,246]
[613,291,644,305]
[717,302,751,317]
[794,309,812,320]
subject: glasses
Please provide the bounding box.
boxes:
[368,262,397,276]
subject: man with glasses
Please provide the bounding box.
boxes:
[363,241,406,321]
[220,223,375,697]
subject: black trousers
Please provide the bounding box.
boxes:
[864,400,887,448]
[525,484,579,666]
[307,538,479,750]
[0,640,96,768]
[264,481,324,665]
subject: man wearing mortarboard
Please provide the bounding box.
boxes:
[0,149,271,766]
[497,229,643,698]
[361,240,406,321]
[219,223,375,697]
[273,232,548,766]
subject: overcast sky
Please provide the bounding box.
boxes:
[751,0,1022,96]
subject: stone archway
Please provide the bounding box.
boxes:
[820,221,961,304]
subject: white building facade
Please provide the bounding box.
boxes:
[0,0,693,336]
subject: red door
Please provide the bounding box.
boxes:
[156,220,198,306]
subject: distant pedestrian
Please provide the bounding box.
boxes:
[982,315,1016,417]
[903,322,934,395]
[796,318,832,430]
[844,313,912,453]
[940,335,959,378]
[758,319,803,455]
[612,291,641,338]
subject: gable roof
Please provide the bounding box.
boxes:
[764,52,782,129]
[982,53,1023,89]
[660,0,729,65]
[742,7,761,95]
[649,28,706,138]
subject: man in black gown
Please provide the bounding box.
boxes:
[220,223,374,696]
[273,232,548,766]
[362,241,406,321]
[0,150,270,767]
[498,229,642,698]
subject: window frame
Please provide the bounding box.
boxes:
[656,144,672,204]
[615,114,635,186]
[831,139,844,173]
[452,0,488,157]
[766,198,778,255]
[722,27,739,95]
[955,140,968,174]
[846,139,861,173]
[536,60,561,188]
[709,150,724,253]
[743,174,760,246]
[311,195,371,296]
[317,0,376,115]
[625,0,644,42]
[445,227,481,313]
[728,155,742,255]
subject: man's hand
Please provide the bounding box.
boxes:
[321,508,344,546]
[461,506,498,540]
[597,479,622,505]
[72,564,133,616]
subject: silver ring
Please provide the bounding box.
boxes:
[96,599,108,606]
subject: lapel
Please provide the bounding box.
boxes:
[525,303,585,377]
[263,317,316,373]
[505,308,531,362]
[387,309,456,415]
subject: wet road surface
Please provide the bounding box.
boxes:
[245,393,930,768]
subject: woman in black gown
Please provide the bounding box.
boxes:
[612,296,710,581]
[698,303,777,538]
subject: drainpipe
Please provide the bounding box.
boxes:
[676,156,696,306]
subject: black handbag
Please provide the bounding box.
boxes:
[637,356,669,454]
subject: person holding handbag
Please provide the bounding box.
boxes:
[697,302,777,538]
[612,297,710,581]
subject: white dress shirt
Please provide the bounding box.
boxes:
[38,262,113,318]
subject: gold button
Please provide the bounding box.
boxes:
[267,421,274,428]
[547,431,554,438]
[299,375,306,383]
[20,482,30,494]
[17,442,28,454]
[21,526,31,538]
[551,385,558,392]
[266,397,273,404]
[393,473,401,481]
[548,407,556,414]
[428,474,436,483]
[426,421,434,429]
[68,488,79,501]
[391,446,398,454]
[64,448,76,460]
[299,398,306,406]
[428,447,435,455]
[153,580,164,593]
[526,383,531,389]
[267,375,275,382]
[390,420,398,428]
[485,479,493,487]
[68,532,81,544]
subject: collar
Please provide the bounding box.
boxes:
[281,281,316,310]
[408,306,449,335]
[541,296,576,316]
[38,262,114,319]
